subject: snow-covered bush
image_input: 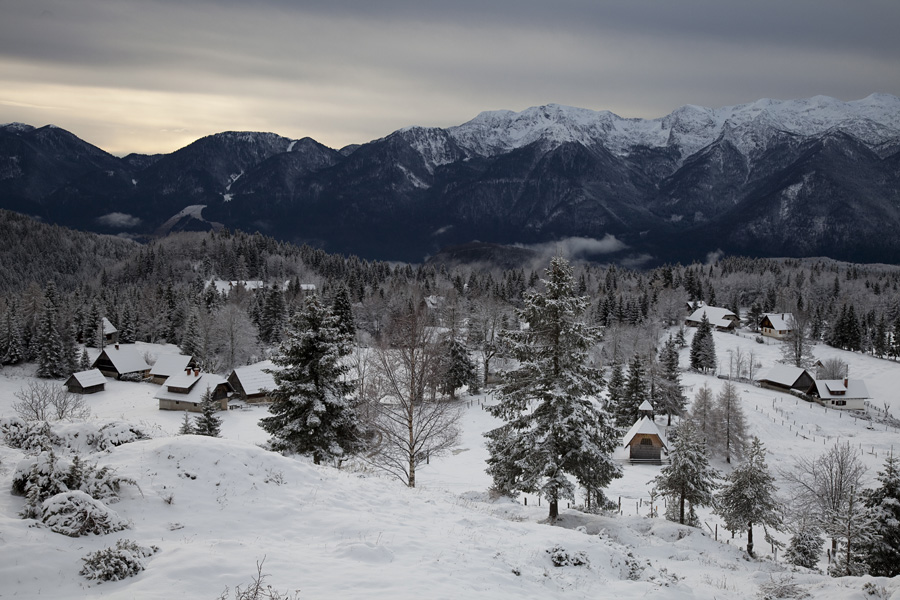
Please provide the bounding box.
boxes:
[80,539,158,583]
[0,417,61,451]
[546,545,589,567]
[41,490,130,537]
[757,574,809,599]
[13,451,137,519]
[784,525,823,570]
[86,422,150,452]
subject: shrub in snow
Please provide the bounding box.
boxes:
[0,417,61,451]
[13,451,137,520]
[546,545,589,567]
[218,559,301,600]
[41,490,130,537]
[87,422,150,452]
[80,539,158,583]
[784,525,824,570]
[757,574,809,600]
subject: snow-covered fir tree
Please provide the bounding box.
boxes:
[827,485,874,577]
[785,521,825,569]
[258,286,285,344]
[78,348,91,372]
[605,361,625,412]
[441,335,475,399]
[652,423,718,525]
[689,314,716,373]
[715,381,748,463]
[177,412,194,435]
[1,298,26,365]
[716,437,782,557]
[260,294,363,465]
[36,283,67,379]
[331,285,355,338]
[655,336,686,425]
[485,256,621,520]
[193,387,222,437]
[862,451,900,576]
[614,354,649,427]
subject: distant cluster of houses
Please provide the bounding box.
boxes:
[64,344,277,413]
[684,302,795,339]
[755,364,869,410]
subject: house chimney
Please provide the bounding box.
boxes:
[194,368,200,377]
[185,368,191,376]
[843,377,848,388]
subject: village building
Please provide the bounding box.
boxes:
[685,306,740,331]
[623,416,668,462]
[155,371,232,412]
[806,378,870,410]
[64,369,106,394]
[149,354,197,385]
[760,313,794,339]
[101,317,118,344]
[228,362,277,403]
[756,364,815,393]
[91,345,150,380]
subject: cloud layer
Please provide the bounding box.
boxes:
[1,1,897,155]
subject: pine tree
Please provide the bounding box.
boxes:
[605,361,625,412]
[79,348,91,372]
[827,485,874,577]
[36,283,67,378]
[331,285,355,338]
[716,381,748,464]
[689,314,716,373]
[862,451,900,576]
[441,335,475,399]
[689,384,718,448]
[785,522,825,569]
[258,286,285,344]
[656,336,687,425]
[193,387,222,437]
[716,437,782,557]
[260,294,363,465]
[616,354,649,427]
[1,298,26,365]
[652,423,719,525]
[485,257,621,520]
[178,412,195,435]
[180,309,202,358]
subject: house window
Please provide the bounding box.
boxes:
[640,438,653,446]
[835,400,846,406]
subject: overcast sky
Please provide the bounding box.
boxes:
[1,0,898,156]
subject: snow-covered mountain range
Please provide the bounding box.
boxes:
[2,94,900,264]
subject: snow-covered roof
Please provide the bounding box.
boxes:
[761,313,794,331]
[811,379,870,400]
[231,361,276,396]
[686,306,738,328]
[638,400,654,412]
[150,354,194,377]
[68,369,106,388]
[756,364,810,387]
[209,280,266,294]
[622,416,667,449]
[97,346,150,374]
[155,373,229,405]
[102,317,117,335]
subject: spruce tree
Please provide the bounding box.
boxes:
[180,309,202,358]
[441,335,475,399]
[36,283,67,378]
[616,354,649,427]
[605,361,625,412]
[1,299,25,365]
[828,485,874,577]
[785,522,825,569]
[716,437,782,557]
[485,257,621,520]
[193,387,222,437]
[652,423,719,525]
[178,412,195,435]
[260,294,363,465]
[79,348,91,372]
[331,285,356,338]
[862,451,900,576]
[656,336,687,425]
[689,314,716,373]
[689,384,718,448]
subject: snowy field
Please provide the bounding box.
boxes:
[0,333,899,599]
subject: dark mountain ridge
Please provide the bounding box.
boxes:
[2,94,899,265]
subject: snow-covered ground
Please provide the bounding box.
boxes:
[0,334,898,599]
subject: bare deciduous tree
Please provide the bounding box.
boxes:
[817,357,849,381]
[367,304,461,488]
[13,381,91,421]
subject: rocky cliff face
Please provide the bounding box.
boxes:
[2,94,899,264]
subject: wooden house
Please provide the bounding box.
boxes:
[101,317,118,344]
[228,361,277,403]
[806,378,869,410]
[149,354,197,385]
[756,364,814,393]
[760,313,794,339]
[685,306,739,331]
[155,372,232,412]
[65,369,106,394]
[623,416,668,462]
[91,345,150,380]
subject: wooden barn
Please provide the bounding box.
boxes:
[155,371,232,412]
[756,364,814,393]
[64,369,106,394]
[623,416,668,462]
[149,354,197,385]
[228,361,276,403]
[91,345,150,380]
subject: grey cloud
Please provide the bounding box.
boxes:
[97,212,142,229]
[518,235,628,260]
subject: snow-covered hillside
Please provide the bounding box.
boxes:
[0,336,899,599]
